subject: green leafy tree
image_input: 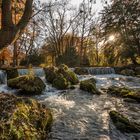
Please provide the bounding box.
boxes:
[101,0,140,64]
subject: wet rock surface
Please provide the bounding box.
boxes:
[0,93,52,140]
[107,86,140,103]
[7,75,46,94]
[80,78,100,95]
[44,64,79,90]
[109,111,140,133]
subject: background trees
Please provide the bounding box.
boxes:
[101,0,140,65]
[0,0,139,67]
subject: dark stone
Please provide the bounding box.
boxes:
[74,67,89,75]
[6,68,19,80]
[110,111,140,133]
[80,78,100,94]
[107,86,140,103]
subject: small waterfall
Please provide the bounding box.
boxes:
[18,68,45,77]
[87,67,115,75]
[0,70,7,84]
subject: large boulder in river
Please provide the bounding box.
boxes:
[110,111,140,133]
[80,78,100,94]
[107,86,140,103]
[53,74,69,90]
[135,67,140,75]
[44,66,58,83]
[58,64,79,85]
[0,93,52,139]
[6,68,19,80]
[7,75,46,94]
[74,67,89,75]
[44,64,79,90]
[120,69,135,76]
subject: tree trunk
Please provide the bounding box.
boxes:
[0,0,33,50]
[13,41,18,67]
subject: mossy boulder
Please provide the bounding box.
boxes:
[74,67,89,75]
[44,66,58,83]
[59,70,79,85]
[120,69,135,76]
[80,78,100,94]
[52,74,69,90]
[6,68,19,80]
[7,75,46,94]
[0,93,53,139]
[135,67,140,75]
[109,111,140,133]
[58,64,69,71]
[107,86,140,103]
[44,64,79,90]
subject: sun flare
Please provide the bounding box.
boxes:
[109,35,115,41]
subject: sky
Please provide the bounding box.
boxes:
[40,0,106,15]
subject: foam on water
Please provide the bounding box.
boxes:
[0,68,140,139]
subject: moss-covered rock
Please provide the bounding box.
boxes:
[0,93,53,139]
[44,64,79,90]
[80,78,100,94]
[7,75,46,94]
[120,69,135,76]
[74,67,89,75]
[109,111,140,133]
[53,74,69,90]
[58,64,69,71]
[107,86,140,103]
[60,70,79,85]
[135,67,140,75]
[6,68,19,80]
[44,66,58,83]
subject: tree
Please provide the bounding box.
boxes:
[101,0,140,64]
[0,0,33,50]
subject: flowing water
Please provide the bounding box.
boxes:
[0,68,140,140]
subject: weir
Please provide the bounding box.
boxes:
[18,68,45,77]
[86,67,115,75]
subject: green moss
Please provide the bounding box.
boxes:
[58,64,69,71]
[74,67,89,75]
[44,66,58,83]
[53,74,69,90]
[44,65,79,90]
[107,86,140,103]
[0,94,53,140]
[7,75,46,94]
[80,79,100,94]
[110,111,140,133]
[6,68,19,80]
[63,70,79,85]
